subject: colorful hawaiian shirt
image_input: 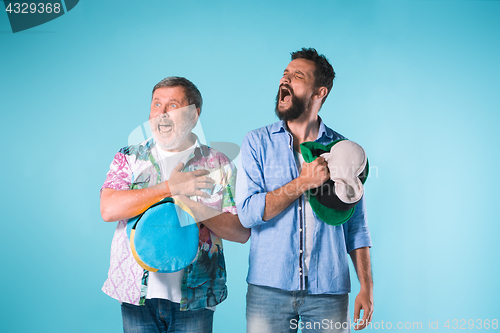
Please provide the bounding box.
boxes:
[101,137,237,311]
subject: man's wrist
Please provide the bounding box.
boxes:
[291,176,307,196]
[359,283,373,292]
[165,181,175,197]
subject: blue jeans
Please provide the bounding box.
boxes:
[121,298,214,333]
[246,283,350,333]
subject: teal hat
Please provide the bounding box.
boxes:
[300,140,368,226]
[126,197,199,273]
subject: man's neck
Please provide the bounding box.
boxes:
[286,112,320,152]
[157,133,197,153]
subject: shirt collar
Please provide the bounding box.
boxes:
[271,117,334,142]
[270,120,287,134]
[317,116,334,141]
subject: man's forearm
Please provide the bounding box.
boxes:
[201,212,250,244]
[262,178,305,221]
[350,247,373,290]
[178,196,250,243]
[262,157,329,221]
[100,183,171,222]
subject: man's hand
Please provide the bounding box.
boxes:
[353,288,374,330]
[296,156,330,191]
[168,162,215,198]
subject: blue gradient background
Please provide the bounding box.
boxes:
[1,1,499,332]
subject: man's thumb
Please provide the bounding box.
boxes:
[175,162,185,172]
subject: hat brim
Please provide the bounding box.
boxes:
[127,197,199,273]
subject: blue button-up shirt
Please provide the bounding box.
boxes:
[236,119,372,294]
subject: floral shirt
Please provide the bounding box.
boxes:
[101,138,237,311]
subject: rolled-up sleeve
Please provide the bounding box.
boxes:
[236,133,267,228]
[101,151,132,193]
[344,196,372,253]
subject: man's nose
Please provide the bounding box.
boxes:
[280,74,291,85]
[159,109,170,117]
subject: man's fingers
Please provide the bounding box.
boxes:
[197,181,214,189]
[354,309,364,330]
[192,169,210,177]
[174,162,185,172]
[359,308,370,329]
[353,303,360,324]
[195,190,211,198]
[366,310,373,327]
[199,176,215,183]
[355,304,372,330]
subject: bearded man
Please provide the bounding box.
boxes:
[236,48,373,333]
[100,76,249,333]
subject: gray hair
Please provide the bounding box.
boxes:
[152,76,203,113]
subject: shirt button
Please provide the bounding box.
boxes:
[299,267,302,271]
[299,228,303,232]
[300,250,303,253]
[300,272,303,276]
[289,145,292,149]
[298,206,302,210]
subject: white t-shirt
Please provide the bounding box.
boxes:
[146,143,196,302]
[294,150,316,276]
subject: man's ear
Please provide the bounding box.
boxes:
[313,87,328,101]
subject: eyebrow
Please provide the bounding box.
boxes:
[152,97,182,103]
[283,69,306,77]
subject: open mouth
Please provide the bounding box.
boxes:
[280,85,292,104]
[158,124,173,134]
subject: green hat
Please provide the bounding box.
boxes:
[300,140,368,226]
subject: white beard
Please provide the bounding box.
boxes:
[150,106,197,151]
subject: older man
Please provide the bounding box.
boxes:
[100,76,249,333]
[236,48,373,333]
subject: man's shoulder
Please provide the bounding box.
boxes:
[243,121,284,142]
[250,121,283,134]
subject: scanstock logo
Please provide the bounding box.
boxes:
[3,0,79,33]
